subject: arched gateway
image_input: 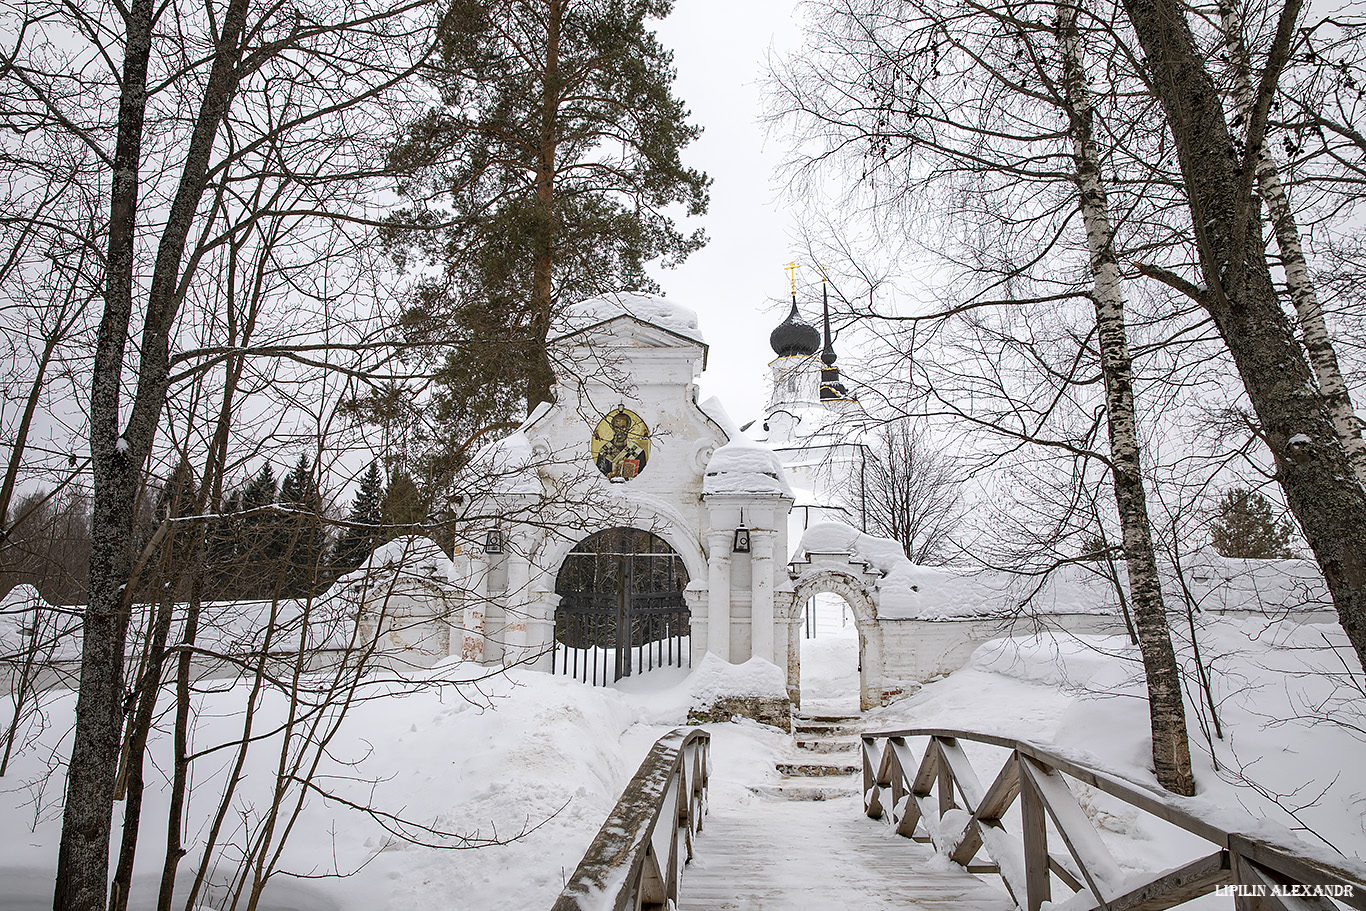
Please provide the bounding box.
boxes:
[552,528,691,684]
[786,556,884,711]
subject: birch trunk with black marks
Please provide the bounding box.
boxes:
[1057,2,1195,796]
[1218,0,1366,489]
[1118,0,1366,673]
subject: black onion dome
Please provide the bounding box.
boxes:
[769,298,821,357]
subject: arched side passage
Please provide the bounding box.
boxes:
[787,564,883,712]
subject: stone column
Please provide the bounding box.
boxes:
[528,590,558,672]
[462,555,488,663]
[502,551,531,664]
[706,530,732,663]
[750,529,775,664]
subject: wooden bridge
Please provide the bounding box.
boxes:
[552,722,1366,911]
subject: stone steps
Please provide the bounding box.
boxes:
[794,737,858,753]
[754,712,863,800]
[775,760,861,777]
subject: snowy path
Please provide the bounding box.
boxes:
[676,794,1016,911]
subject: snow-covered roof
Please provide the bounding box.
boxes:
[704,435,793,498]
[698,395,740,440]
[554,292,705,345]
[463,428,543,496]
[340,535,457,589]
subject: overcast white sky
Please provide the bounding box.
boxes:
[649,1,810,426]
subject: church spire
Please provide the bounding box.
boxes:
[818,274,850,400]
[821,279,837,367]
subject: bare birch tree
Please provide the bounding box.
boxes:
[1115,0,1366,672]
[1217,0,1366,489]
[773,0,1200,791]
[0,0,445,905]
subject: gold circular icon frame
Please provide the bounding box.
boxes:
[591,408,651,481]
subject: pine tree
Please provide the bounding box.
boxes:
[204,489,243,596]
[279,454,329,596]
[381,469,425,531]
[138,460,198,602]
[387,0,710,417]
[1211,488,1297,559]
[238,462,284,598]
[331,460,385,575]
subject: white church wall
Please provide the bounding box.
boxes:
[874,614,1129,701]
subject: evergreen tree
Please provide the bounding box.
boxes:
[279,454,329,596]
[138,460,199,602]
[238,462,285,598]
[204,489,243,597]
[1211,489,1297,559]
[381,469,426,531]
[387,0,710,419]
[331,460,385,575]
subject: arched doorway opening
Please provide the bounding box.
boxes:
[789,569,880,712]
[799,592,861,714]
[552,527,690,685]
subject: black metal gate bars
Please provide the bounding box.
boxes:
[552,527,691,684]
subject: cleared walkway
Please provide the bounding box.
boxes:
[677,714,1015,911]
[677,795,1016,911]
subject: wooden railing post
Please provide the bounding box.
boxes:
[936,737,957,817]
[1019,753,1052,911]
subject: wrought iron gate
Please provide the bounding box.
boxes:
[553,528,691,684]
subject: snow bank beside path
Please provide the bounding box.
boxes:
[867,618,1366,866]
[0,659,789,911]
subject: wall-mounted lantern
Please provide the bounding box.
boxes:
[484,529,504,554]
[732,526,751,554]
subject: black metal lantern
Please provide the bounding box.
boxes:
[732,526,751,554]
[485,529,504,554]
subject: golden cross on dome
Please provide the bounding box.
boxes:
[785,261,801,294]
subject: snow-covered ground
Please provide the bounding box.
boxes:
[0,658,791,911]
[865,618,1366,868]
[2,613,1362,909]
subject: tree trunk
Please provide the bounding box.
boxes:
[527,0,562,413]
[1057,1,1195,795]
[110,571,176,911]
[1118,0,1366,674]
[54,1,156,907]
[57,0,252,905]
[1217,0,1366,489]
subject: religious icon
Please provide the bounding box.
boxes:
[591,408,650,481]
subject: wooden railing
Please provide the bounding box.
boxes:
[862,728,1366,911]
[552,727,709,911]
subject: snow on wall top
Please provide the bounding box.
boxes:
[463,428,542,496]
[342,535,457,588]
[697,395,740,440]
[556,291,705,344]
[793,521,1334,621]
[704,433,794,498]
[687,652,789,703]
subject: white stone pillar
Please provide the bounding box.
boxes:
[528,590,557,672]
[750,529,775,664]
[462,556,488,662]
[502,551,531,664]
[706,530,732,663]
